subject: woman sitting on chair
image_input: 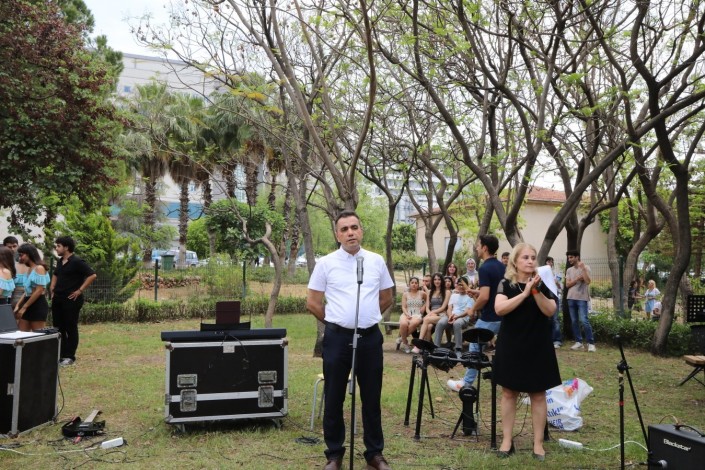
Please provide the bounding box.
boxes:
[418,273,449,346]
[396,277,426,353]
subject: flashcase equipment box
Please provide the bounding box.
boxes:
[0,331,60,437]
[161,328,288,427]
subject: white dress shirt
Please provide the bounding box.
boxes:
[308,247,395,329]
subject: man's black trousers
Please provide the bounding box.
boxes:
[52,296,84,361]
[322,324,385,462]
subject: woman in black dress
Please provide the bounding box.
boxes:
[493,243,561,460]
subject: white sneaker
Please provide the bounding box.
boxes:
[59,358,75,366]
[570,342,583,350]
[402,344,411,353]
[587,344,597,352]
[553,342,562,349]
[447,379,464,392]
[411,346,421,354]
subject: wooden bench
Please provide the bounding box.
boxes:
[679,355,705,387]
[380,321,400,334]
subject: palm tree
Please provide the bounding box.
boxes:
[124,82,173,263]
[166,93,208,266]
[206,92,247,200]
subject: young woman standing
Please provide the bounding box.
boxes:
[644,280,660,321]
[13,244,50,331]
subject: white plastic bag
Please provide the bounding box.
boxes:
[545,378,593,431]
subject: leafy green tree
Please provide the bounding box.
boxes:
[205,200,285,261]
[186,218,211,259]
[391,223,416,252]
[0,0,122,228]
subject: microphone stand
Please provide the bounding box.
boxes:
[615,335,649,470]
[348,257,364,470]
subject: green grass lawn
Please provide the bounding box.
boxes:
[1,314,703,469]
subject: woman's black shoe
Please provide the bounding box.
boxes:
[497,442,515,458]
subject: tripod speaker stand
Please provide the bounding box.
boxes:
[403,339,437,441]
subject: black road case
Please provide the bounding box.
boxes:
[0,331,60,437]
[162,329,288,426]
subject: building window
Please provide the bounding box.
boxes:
[123,85,132,93]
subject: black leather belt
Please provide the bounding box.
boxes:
[325,321,379,337]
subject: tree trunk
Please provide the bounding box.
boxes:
[652,171,691,355]
[143,176,158,264]
[178,179,189,266]
[202,179,217,256]
[607,205,623,316]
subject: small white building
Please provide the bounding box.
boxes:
[412,187,608,264]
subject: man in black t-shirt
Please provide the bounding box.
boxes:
[50,236,97,366]
[448,235,506,391]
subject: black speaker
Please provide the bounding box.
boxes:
[648,424,705,469]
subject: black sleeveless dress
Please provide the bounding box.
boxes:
[493,279,561,393]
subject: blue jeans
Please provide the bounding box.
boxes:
[462,319,501,386]
[567,299,594,344]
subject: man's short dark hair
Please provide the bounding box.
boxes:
[2,236,18,246]
[478,234,499,255]
[501,251,510,257]
[566,249,580,258]
[55,235,76,252]
[334,210,361,228]
[546,256,554,263]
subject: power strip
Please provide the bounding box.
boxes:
[101,437,125,449]
[558,438,584,450]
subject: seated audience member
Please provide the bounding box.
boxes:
[434,277,474,355]
[418,273,449,345]
[445,263,459,285]
[397,277,426,353]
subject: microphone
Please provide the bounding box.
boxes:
[357,257,364,284]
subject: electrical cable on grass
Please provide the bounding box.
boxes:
[580,440,648,452]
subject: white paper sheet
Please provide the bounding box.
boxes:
[537,265,559,297]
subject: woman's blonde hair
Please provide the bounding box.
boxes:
[504,242,537,285]
[647,279,656,289]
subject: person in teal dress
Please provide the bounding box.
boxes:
[0,246,15,305]
[14,244,50,331]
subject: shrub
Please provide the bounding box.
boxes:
[590,313,692,356]
[75,296,307,324]
[589,281,613,299]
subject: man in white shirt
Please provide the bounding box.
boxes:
[307,211,394,470]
